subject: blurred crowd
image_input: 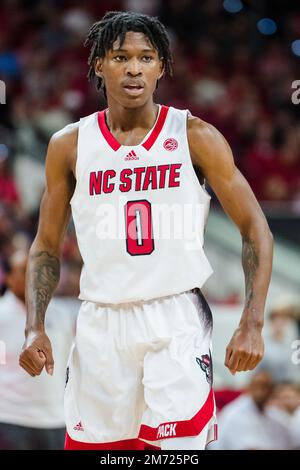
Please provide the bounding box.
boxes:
[211,302,300,449]
[0,0,300,450]
[210,370,300,450]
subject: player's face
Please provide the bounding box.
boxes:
[95,32,164,108]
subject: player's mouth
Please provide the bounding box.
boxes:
[122,80,145,97]
[123,84,144,96]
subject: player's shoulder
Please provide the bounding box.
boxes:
[45,121,79,173]
[49,121,79,149]
[167,105,218,147]
[187,113,231,166]
[187,113,220,147]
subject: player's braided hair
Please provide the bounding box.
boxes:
[84,11,173,97]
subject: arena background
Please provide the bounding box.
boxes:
[0,0,299,450]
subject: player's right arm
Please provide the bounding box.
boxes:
[19,124,78,377]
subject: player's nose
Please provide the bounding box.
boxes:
[126,57,142,76]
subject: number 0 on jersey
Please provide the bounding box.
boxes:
[125,200,155,256]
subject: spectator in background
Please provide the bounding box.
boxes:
[260,303,300,384]
[0,144,19,211]
[268,382,300,422]
[0,250,78,449]
[291,400,300,450]
[212,370,293,450]
[268,383,300,450]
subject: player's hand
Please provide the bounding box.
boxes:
[19,330,54,377]
[224,323,264,375]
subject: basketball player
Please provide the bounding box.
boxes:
[19,11,273,450]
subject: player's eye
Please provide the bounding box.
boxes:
[113,55,127,61]
[142,56,153,62]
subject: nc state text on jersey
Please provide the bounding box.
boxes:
[89,163,182,194]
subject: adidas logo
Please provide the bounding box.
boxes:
[73,421,84,431]
[124,150,139,161]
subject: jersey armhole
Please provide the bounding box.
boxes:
[184,109,211,201]
[69,117,83,206]
[73,117,84,182]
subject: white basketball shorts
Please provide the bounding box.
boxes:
[64,288,217,449]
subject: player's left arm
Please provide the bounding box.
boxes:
[188,116,274,375]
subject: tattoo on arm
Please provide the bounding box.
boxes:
[26,251,60,330]
[242,236,259,309]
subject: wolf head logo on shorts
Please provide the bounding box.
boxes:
[73,421,84,432]
[196,353,212,385]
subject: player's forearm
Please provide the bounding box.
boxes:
[240,221,273,330]
[25,244,60,335]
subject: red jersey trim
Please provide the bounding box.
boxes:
[97,105,169,152]
[64,434,160,450]
[142,105,169,150]
[138,388,215,441]
[97,110,121,151]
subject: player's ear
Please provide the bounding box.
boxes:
[158,59,164,80]
[94,57,103,79]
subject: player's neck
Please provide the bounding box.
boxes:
[105,99,159,132]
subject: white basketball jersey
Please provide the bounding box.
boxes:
[70,104,213,304]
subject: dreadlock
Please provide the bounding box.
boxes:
[84,11,173,96]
